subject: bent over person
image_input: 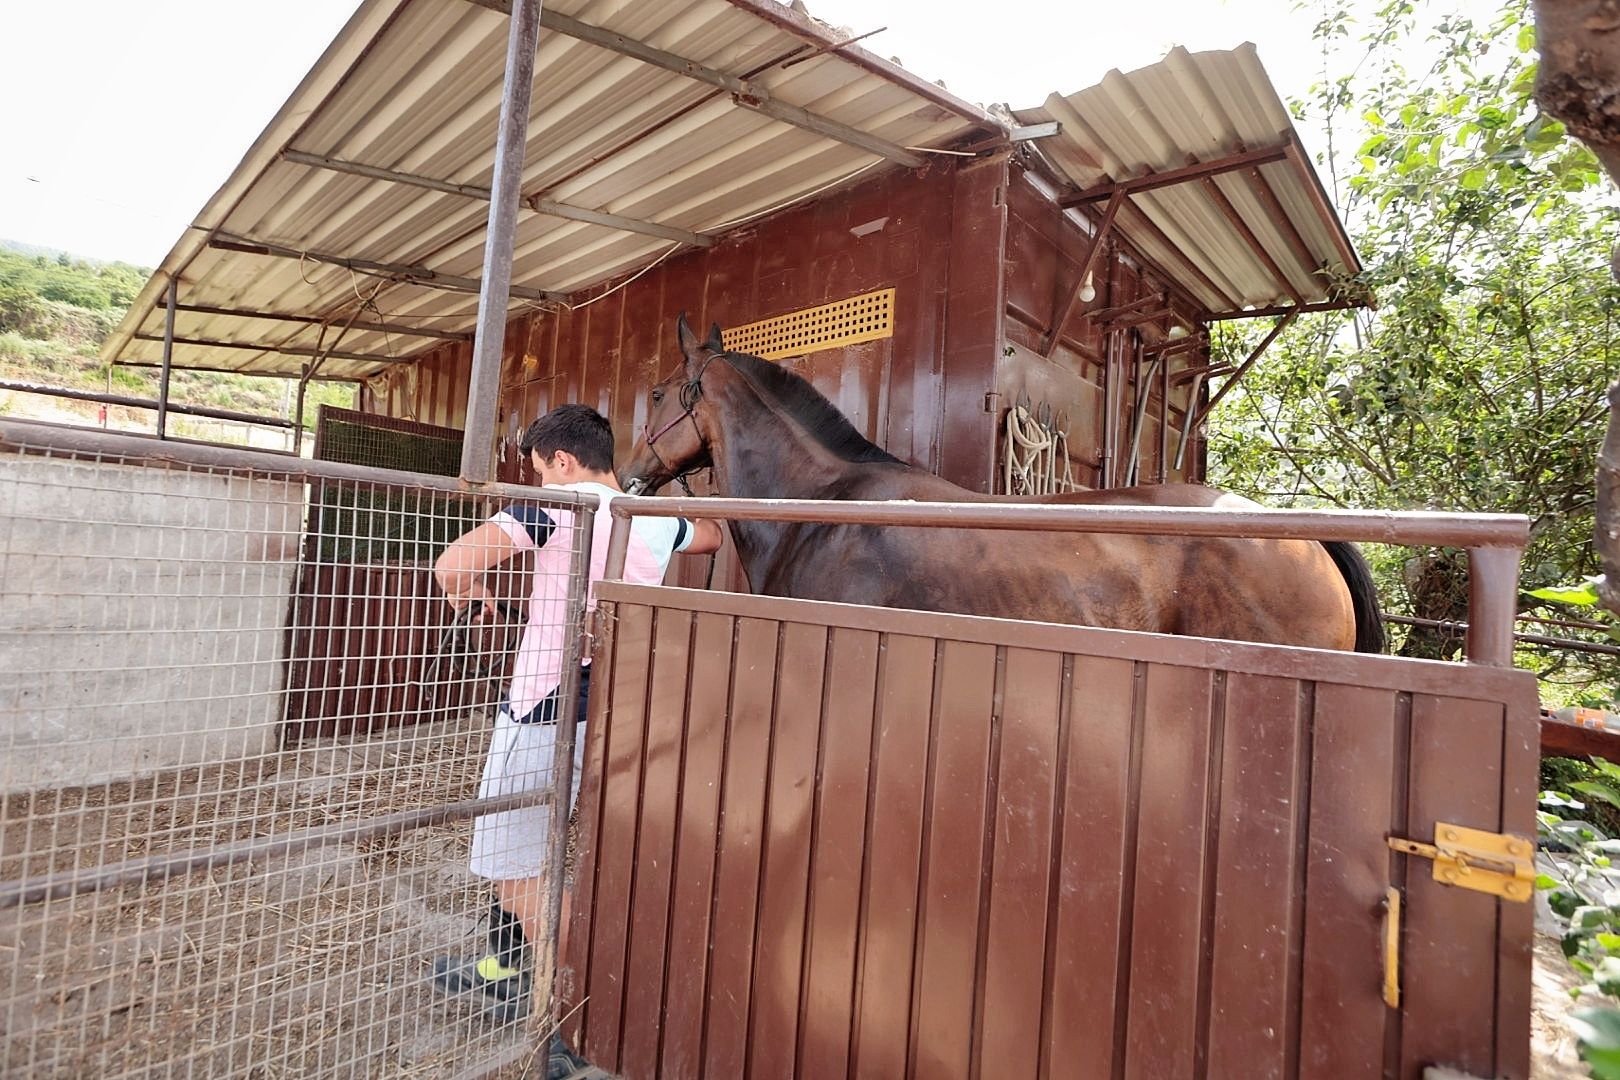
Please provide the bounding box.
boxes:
[430,405,721,1042]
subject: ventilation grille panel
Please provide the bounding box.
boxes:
[724,289,895,360]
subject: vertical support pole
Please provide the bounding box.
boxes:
[1100,331,1116,488]
[1157,348,1170,482]
[603,508,632,582]
[156,276,178,439]
[545,497,595,1007]
[461,0,545,483]
[1466,545,1521,666]
[294,362,311,455]
[1174,372,1205,471]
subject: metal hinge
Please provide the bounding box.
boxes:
[1386,822,1534,902]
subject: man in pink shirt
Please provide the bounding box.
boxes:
[431,405,721,1029]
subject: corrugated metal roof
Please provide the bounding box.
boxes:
[105,9,1360,381]
[1016,43,1364,317]
[103,0,995,381]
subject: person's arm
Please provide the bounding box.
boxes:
[681,518,725,555]
[434,521,521,616]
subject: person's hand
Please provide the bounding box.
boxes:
[448,581,498,621]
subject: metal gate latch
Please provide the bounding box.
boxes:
[1386,823,1533,902]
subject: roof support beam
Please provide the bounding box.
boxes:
[133,333,411,366]
[1242,165,1323,283]
[281,149,715,248]
[1042,188,1125,357]
[1198,175,1304,306]
[467,0,925,167]
[1059,145,1289,207]
[207,231,566,303]
[169,302,471,342]
[1189,308,1300,430]
[1116,201,1242,313]
[1209,298,1362,321]
[115,361,360,383]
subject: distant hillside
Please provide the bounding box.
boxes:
[0,243,353,447]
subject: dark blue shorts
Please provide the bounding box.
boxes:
[511,664,592,726]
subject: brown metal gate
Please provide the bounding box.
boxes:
[560,502,1538,1080]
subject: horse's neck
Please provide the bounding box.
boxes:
[706,375,861,589]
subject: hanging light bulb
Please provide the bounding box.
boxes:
[1167,324,1189,340]
[1078,270,1096,304]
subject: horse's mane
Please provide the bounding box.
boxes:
[720,349,904,464]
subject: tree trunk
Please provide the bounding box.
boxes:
[1533,0,1620,614]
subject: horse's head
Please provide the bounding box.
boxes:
[620,313,725,494]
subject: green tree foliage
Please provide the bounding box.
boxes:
[0,241,354,442]
[1208,0,1616,685]
[0,247,146,316]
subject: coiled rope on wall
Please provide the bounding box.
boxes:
[1001,401,1077,496]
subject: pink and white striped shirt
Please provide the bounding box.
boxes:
[490,482,695,722]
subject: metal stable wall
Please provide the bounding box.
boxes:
[359,154,1207,524]
[1000,162,1206,488]
[562,583,1537,1080]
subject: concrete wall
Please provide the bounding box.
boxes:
[0,455,303,791]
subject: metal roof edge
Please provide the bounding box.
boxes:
[721,0,1006,133]
[101,0,413,367]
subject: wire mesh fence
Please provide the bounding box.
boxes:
[0,421,593,1079]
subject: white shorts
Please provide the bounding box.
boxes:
[467,708,587,881]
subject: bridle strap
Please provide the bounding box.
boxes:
[640,351,721,495]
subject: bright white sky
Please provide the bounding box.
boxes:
[0,0,1470,267]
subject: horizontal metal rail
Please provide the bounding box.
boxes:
[0,786,553,909]
[0,378,295,429]
[603,495,1529,666]
[1385,613,1620,658]
[605,495,1529,547]
[0,417,597,509]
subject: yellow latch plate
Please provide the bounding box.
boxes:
[1386,822,1533,903]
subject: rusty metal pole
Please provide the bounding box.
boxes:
[156,276,178,439]
[603,510,632,581]
[461,0,544,483]
[1465,545,1522,666]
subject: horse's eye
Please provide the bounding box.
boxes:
[651,388,664,405]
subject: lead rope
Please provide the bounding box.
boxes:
[1002,404,1076,495]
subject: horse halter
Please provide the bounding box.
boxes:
[640,351,720,495]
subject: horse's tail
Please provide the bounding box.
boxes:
[1322,540,1386,654]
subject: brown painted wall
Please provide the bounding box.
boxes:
[358,156,1211,528]
[564,582,1538,1080]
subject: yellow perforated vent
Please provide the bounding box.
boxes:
[724,289,895,360]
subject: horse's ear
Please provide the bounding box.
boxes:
[705,322,725,351]
[676,312,703,367]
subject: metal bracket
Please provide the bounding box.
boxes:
[1386,822,1534,902]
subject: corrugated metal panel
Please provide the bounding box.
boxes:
[1015,44,1364,315]
[564,581,1538,1079]
[102,0,994,381]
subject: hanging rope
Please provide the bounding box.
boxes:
[1002,400,1077,496]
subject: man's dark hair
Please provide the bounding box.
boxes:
[520,404,614,473]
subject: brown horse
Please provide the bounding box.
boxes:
[620,316,1383,652]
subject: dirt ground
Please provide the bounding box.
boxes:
[1534,925,1586,1078]
[0,714,562,1079]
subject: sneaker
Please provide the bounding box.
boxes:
[431,955,531,1022]
[547,1033,609,1080]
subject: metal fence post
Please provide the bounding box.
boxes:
[1466,545,1521,666]
[461,0,545,483]
[544,501,594,1000]
[156,276,177,439]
